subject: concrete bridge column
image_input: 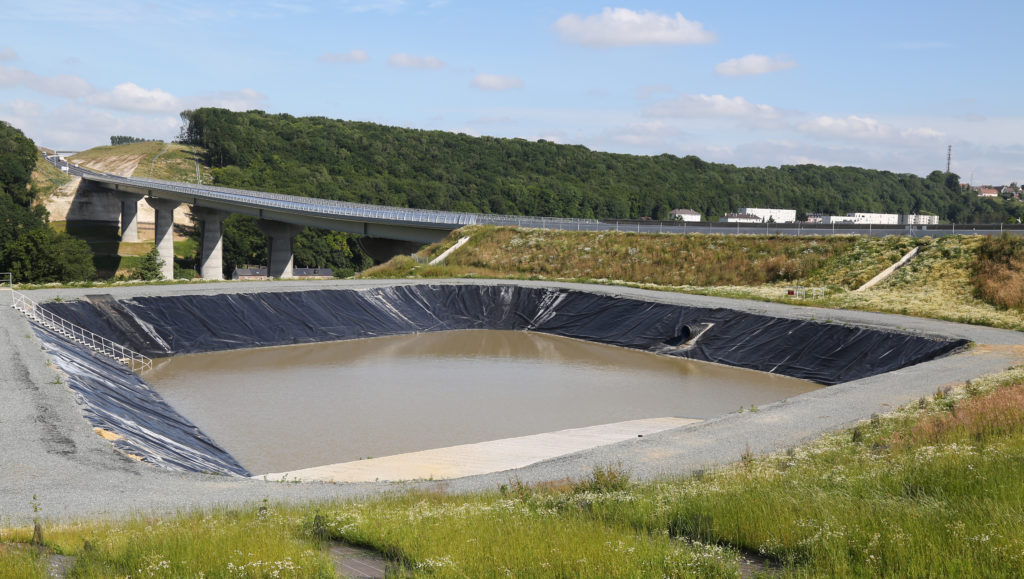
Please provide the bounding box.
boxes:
[117,192,143,242]
[258,220,303,279]
[145,197,181,280]
[194,208,230,280]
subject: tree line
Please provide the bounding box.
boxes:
[179,108,1020,224]
[109,136,160,146]
[1,122,95,282]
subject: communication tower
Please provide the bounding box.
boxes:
[946,145,952,173]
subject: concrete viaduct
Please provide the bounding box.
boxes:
[77,170,478,280]
[53,158,1024,281]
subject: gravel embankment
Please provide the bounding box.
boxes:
[2,279,1022,526]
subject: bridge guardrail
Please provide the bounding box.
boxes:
[54,156,1024,239]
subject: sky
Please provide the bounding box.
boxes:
[1,0,1021,186]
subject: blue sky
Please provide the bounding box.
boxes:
[2,0,1021,185]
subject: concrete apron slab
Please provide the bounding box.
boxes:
[257,417,700,483]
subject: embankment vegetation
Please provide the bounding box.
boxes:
[3,366,1024,577]
[70,141,212,184]
[973,234,1024,310]
[362,226,1024,330]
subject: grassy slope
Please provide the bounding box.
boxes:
[361,226,1024,330]
[70,141,212,183]
[29,156,71,203]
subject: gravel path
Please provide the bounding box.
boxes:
[2,279,1022,526]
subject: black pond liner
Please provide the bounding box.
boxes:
[38,284,968,475]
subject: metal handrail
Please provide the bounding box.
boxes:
[1,272,11,308]
[10,290,152,374]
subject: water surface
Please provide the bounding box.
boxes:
[146,330,819,474]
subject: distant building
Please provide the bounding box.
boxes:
[822,212,899,225]
[738,207,797,223]
[978,188,999,197]
[901,214,940,225]
[669,208,701,222]
[722,213,762,224]
[293,268,334,279]
[821,215,859,225]
[848,212,900,225]
[232,267,268,280]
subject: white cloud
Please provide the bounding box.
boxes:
[388,53,444,69]
[0,65,92,98]
[3,99,44,118]
[715,54,797,76]
[645,93,781,120]
[0,46,17,62]
[189,88,267,111]
[86,82,181,113]
[317,50,370,64]
[471,74,523,91]
[553,8,715,47]
[601,121,682,147]
[5,102,180,150]
[798,115,944,143]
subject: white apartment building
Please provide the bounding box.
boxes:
[821,215,860,225]
[901,214,940,225]
[737,207,797,223]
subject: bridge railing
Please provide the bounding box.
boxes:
[9,287,152,374]
[88,172,482,228]
[64,158,1024,239]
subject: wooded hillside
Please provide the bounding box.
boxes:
[180,108,1015,223]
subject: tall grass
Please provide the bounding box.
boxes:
[972,234,1024,310]
[362,225,859,287]
[315,485,739,577]
[2,505,335,578]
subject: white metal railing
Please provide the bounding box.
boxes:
[10,289,152,373]
[1,271,11,303]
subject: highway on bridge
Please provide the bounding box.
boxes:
[48,155,1023,281]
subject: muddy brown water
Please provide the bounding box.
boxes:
[145,330,820,475]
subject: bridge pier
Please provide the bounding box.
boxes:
[145,197,181,280]
[258,220,303,279]
[195,208,230,280]
[117,193,143,242]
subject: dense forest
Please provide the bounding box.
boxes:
[179,108,1018,224]
[1,122,95,282]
